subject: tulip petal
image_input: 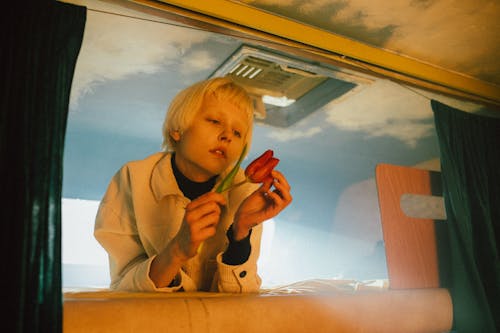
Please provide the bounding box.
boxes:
[245,149,273,178]
[248,157,280,183]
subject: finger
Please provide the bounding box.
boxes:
[268,177,293,205]
[185,201,223,224]
[186,199,223,214]
[270,185,292,201]
[186,192,226,211]
[185,195,225,219]
[255,177,273,194]
[191,222,218,243]
[187,211,221,241]
[196,224,218,241]
[268,184,292,202]
[269,176,291,201]
[270,170,291,191]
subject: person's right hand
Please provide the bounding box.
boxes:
[173,192,227,259]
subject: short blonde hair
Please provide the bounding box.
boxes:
[162,77,254,152]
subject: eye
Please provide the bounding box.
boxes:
[207,118,220,125]
[233,129,242,138]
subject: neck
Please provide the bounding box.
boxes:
[171,154,217,200]
[172,153,213,183]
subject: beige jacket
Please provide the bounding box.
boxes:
[94,152,262,293]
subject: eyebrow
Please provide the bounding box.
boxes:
[205,109,248,128]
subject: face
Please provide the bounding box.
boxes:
[171,94,250,182]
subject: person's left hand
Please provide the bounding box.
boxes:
[232,169,292,240]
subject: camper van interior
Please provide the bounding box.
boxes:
[5,0,498,332]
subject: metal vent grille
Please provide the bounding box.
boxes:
[227,55,328,101]
[209,45,372,127]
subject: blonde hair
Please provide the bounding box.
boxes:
[162,77,255,152]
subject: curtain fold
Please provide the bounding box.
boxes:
[1,2,86,332]
[432,100,500,333]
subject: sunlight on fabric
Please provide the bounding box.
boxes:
[62,198,110,288]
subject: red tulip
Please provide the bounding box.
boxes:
[245,149,280,183]
[214,148,280,195]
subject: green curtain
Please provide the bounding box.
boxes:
[1,1,85,332]
[432,100,500,333]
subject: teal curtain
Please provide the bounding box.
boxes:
[432,100,500,333]
[1,1,85,332]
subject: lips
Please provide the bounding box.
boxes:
[210,147,226,158]
[215,144,248,193]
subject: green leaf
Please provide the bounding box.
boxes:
[215,143,248,193]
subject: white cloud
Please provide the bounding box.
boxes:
[267,126,322,142]
[241,0,500,81]
[298,0,338,14]
[70,10,212,109]
[179,49,218,75]
[242,0,295,6]
[324,79,434,147]
[332,178,382,245]
[331,0,500,79]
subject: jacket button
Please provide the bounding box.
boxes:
[239,271,247,278]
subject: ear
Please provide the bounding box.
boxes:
[170,130,181,142]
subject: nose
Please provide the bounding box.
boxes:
[218,128,232,142]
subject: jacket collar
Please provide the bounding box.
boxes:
[150,152,231,202]
[150,153,183,202]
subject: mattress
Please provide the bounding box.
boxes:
[63,279,452,333]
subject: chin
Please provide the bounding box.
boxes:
[213,165,230,176]
[204,160,229,177]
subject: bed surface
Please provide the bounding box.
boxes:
[64,279,452,333]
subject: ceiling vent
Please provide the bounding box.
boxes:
[209,45,372,127]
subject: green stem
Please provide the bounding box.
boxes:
[214,144,248,193]
[218,179,248,193]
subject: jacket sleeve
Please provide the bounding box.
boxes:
[213,175,263,293]
[215,223,263,293]
[94,167,197,292]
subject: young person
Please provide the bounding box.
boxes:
[94,77,292,292]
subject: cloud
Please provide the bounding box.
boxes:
[241,0,500,82]
[330,0,500,80]
[339,1,498,59]
[332,178,382,245]
[179,49,218,75]
[267,126,322,142]
[263,79,451,147]
[70,10,212,109]
[298,0,341,14]
[242,0,295,6]
[324,80,435,147]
